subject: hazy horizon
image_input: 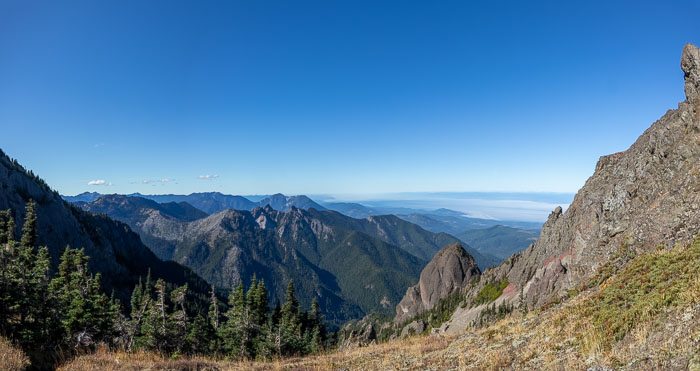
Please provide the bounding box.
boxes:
[61,189,573,222]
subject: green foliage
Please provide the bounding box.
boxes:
[581,236,700,348]
[0,202,120,368]
[50,246,118,348]
[214,278,326,360]
[472,278,509,306]
[397,290,465,335]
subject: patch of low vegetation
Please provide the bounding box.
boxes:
[472,278,509,306]
[580,235,700,349]
[398,290,465,335]
[477,301,514,327]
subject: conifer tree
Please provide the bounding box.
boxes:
[127,277,150,351]
[308,297,325,352]
[19,200,37,250]
[0,210,15,336]
[219,281,246,358]
[50,246,115,348]
[187,313,215,355]
[253,279,269,327]
[280,280,303,355]
[169,284,188,354]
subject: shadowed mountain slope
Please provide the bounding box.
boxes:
[0,149,212,306]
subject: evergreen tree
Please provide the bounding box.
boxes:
[49,246,115,349]
[169,284,188,354]
[19,200,37,250]
[281,280,299,324]
[0,210,15,337]
[253,279,269,327]
[187,313,215,355]
[8,201,52,347]
[219,281,246,358]
[127,277,151,351]
[271,300,281,327]
[140,279,169,353]
[308,297,325,353]
[279,280,303,355]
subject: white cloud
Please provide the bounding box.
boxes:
[198,174,219,180]
[88,180,112,186]
[140,178,172,184]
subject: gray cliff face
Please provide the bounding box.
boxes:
[462,43,700,312]
[395,243,480,323]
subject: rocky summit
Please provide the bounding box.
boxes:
[395,243,479,323]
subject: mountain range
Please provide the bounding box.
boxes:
[76,193,501,326]
[65,191,326,214]
[65,191,541,261]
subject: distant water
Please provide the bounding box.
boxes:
[314,192,575,222]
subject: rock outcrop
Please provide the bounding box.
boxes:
[395,243,480,323]
[447,43,700,331]
[682,43,700,101]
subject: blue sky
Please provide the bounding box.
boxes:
[1,0,698,197]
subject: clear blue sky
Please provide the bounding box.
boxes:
[1,0,698,196]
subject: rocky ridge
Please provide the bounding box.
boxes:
[446,42,700,331]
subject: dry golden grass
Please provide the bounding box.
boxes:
[0,337,30,371]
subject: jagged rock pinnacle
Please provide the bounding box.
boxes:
[682,43,700,101]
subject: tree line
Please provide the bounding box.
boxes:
[0,200,327,363]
